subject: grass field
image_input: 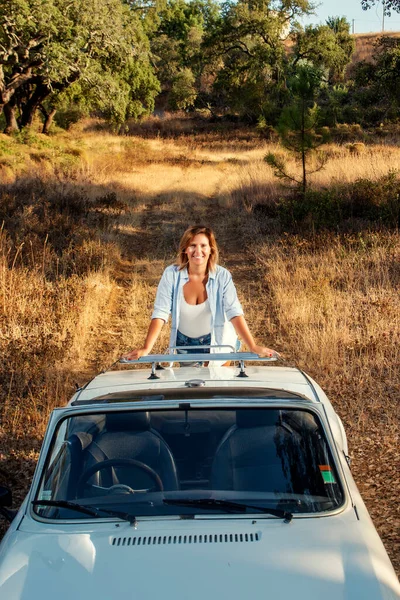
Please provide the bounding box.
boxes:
[0,117,399,573]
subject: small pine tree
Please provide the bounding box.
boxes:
[265,64,328,196]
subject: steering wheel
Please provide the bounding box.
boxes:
[77,458,164,497]
[106,484,136,495]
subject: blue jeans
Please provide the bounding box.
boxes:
[176,331,211,365]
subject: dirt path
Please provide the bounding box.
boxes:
[80,165,242,373]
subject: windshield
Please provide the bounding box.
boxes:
[34,407,344,520]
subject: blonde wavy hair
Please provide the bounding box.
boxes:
[177,225,219,272]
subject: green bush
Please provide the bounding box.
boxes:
[274,172,400,231]
[345,172,400,227]
[55,107,88,130]
[277,188,341,230]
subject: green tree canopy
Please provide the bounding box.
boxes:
[150,0,219,110]
[292,17,354,83]
[0,0,158,132]
[351,36,400,123]
[203,0,313,120]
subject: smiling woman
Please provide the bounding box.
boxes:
[122,225,278,361]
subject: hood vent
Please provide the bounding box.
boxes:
[111,531,260,547]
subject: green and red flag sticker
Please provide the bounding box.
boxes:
[319,465,337,484]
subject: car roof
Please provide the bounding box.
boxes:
[71,362,322,406]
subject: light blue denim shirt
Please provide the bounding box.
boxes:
[151,264,244,351]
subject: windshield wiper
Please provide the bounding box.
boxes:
[163,498,292,523]
[32,500,137,526]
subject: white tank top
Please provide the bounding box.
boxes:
[179,297,212,338]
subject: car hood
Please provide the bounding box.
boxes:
[0,514,399,600]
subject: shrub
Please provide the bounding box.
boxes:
[55,107,89,130]
[344,172,400,226]
[350,123,364,137]
[275,172,400,230]
[277,188,341,230]
[318,126,332,142]
[346,142,366,154]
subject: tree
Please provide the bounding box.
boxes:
[322,84,349,126]
[0,0,158,132]
[41,58,160,132]
[169,67,197,109]
[351,36,400,123]
[265,64,326,195]
[203,0,313,120]
[361,0,400,14]
[373,36,400,104]
[292,18,354,83]
[150,0,219,109]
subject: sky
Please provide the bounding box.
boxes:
[301,0,400,34]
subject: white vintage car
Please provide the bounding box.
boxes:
[0,351,399,599]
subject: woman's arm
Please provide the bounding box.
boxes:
[121,318,165,360]
[221,270,279,358]
[230,315,279,358]
[122,266,175,360]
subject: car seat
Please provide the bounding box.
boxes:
[210,409,294,492]
[78,411,179,495]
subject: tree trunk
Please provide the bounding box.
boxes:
[301,99,307,196]
[19,83,51,129]
[3,101,19,134]
[0,64,36,118]
[41,108,57,134]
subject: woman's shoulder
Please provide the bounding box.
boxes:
[160,263,181,282]
[213,264,232,278]
[163,264,180,274]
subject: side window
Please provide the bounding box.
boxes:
[281,410,343,506]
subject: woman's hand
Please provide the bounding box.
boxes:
[121,320,164,361]
[251,344,281,359]
[121,348,150,361]
[230,317,280,359]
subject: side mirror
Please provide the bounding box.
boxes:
[0,486,17,522]
[0,486,12,507]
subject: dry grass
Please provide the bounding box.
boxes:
[313,143,400,185]
[346,31,400,78]
[351,31,400,64]
[256,235,400,420]
[0,119,399,574]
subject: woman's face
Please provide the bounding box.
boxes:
[185,234,211,269]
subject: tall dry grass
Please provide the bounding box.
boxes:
[254,235,400,423]
[351,32,400,65]
[0,230,113,432]
[1,121,399,425]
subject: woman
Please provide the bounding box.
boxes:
[122,225,278,361]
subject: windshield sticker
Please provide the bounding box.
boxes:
[38,490,52,501]
[319,465,337,484]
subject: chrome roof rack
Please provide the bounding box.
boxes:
[119,347,279,380]
[73,347,282,399]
